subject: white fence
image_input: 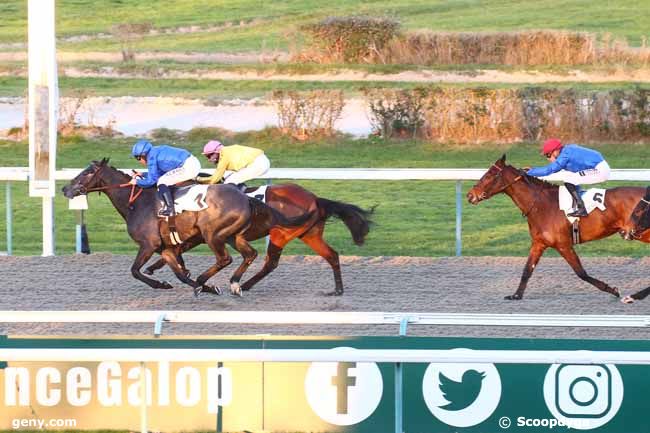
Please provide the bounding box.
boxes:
[2,167,650,256]
[2,310,650,336]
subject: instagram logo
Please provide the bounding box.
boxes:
[544,364,624,430]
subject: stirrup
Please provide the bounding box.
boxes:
[158,207,173,217]
[567,207,588,217]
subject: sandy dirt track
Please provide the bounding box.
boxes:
[1,254,649,339]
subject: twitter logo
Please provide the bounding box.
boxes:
[438,370,486,411]
[422,354,502,428]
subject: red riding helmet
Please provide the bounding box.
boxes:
[541,138,562,155]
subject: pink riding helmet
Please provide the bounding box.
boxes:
[202,140,223,155]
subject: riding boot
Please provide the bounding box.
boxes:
[565,183,588,217]
[236,183,247,193]
[157,184,175,217]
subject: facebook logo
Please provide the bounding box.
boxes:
[332,362,357,414]
[305,348,383,425]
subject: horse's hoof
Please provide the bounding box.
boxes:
[193,286,202,298]
[230,282,242,297]
[325,290,343,296]
[612,288,621,298]
[201,285,222,295]
[504,294,522,300]
[160,281,173,290]
[621,295,635,304]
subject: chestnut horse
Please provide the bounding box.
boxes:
[144,183,373,296]
[467,154,647,301]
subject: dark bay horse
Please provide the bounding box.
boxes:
[144,183,374,295]
[619,186,650,303]
[62,159,310,296]
[467,154,648,301]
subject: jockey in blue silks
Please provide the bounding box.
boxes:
[130,139,201,217]
[527,138,610,217]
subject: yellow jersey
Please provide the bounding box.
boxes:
[198,145,264,184]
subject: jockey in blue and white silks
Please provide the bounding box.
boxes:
[130,139,201,217]
[527,138,610,217]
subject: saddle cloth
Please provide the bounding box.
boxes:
[245,185,268,203]
[558,186,607,223]
[159,184,268,215]
[164,184,210,214]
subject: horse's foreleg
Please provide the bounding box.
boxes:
[240,242,284,291]
[556,245,620,297]
[300,224,343,296]
[228,235,258,296]
[194,239,233,297]
[507,243,546,300]
[159,248,214,293]
[131,245,173,290]
[145,237,198,276]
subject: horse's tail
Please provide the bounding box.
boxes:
[248,197,314,228]
[317,198,374,246]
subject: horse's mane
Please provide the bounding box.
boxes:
[507,164,558,190]
[94,157,130,181]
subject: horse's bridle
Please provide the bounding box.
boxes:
[81,163,144,205]
[485,164,523,195]
[483,164,543,217]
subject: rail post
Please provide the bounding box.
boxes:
[455,180,462,256]
[5,182,12,255]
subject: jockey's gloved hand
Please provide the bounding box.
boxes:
[128,177,138,185]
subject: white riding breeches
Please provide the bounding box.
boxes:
[157,155,201,186]
[223,154,271,185]
[556,160,610,185]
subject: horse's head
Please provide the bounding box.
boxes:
[622,187,650,240]
[467,154,522,205]
[62,158,110,198]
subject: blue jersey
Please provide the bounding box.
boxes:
[136,145,191,187]
[527,144,604,177]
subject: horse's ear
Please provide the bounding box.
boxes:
[100,157,110,166]
[498,154,507,164]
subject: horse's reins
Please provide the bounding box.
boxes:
[84,166,144,206]
[488,164,540,217]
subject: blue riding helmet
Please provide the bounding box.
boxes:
[132,139,152,159]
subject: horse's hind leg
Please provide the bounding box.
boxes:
[507,243,546,300]
[300,223,344,296]
[228,235,258,296]
[622,287,650,304]
[557,245,620,298]
[131,244,173,290]
[240,242,284,292]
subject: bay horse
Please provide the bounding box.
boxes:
[619,186,650,303]
[467,154,648,301]
[143,183,374,295]
[62,159,311,296]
